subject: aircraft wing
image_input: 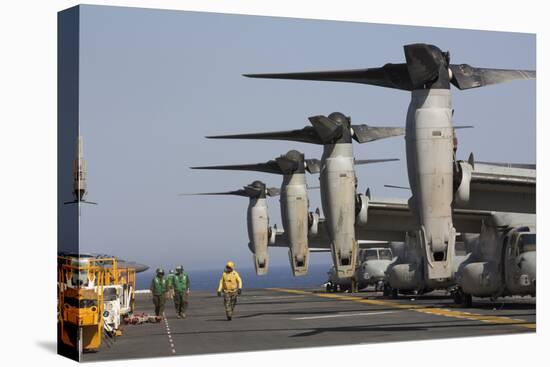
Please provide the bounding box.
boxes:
[268,198,495,249]
[269,224,332,249]
[358,198,495,241]
[455,160,535,214]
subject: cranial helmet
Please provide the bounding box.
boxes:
[156,268,165,276]
[226,261,235,269]
[175,265,184,273]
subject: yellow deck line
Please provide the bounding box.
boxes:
[268,288,535,330]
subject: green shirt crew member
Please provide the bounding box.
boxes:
[150,268,168,317]
[166,270,176,298]
[170,265,190,319]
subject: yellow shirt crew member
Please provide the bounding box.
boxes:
[217,266,243,293]
[217,261,242,321]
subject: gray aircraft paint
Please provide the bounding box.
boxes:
[280,193,536,300]
[386,233,468,293]
[247,196,270,275]
[183,181,277,276]
[406,88,456,280]
[456,213,536,298]
[326,246,394,291]
[191,151,316,276]
[244,43,534,282]
[454,158,536,213]
[320,142,358,278]
[280,172,310,276]
[207,116,403,279]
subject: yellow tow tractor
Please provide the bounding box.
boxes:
[58,255,136,356]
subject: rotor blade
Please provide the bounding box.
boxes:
[244,63,413,91]
[351,125,405,143]
[243,184,265,197]
[454,125,474,129]
[191,162,282,175]
[266,187,280,197]
[355,158,400,165]
[404,43,442,89]
[308,115,343,143]
[179,189,249,197]
[449,64,535,90]
[206,127,323,145]
[384,184,411,190]
[308,186,320,190]
[305,158,322,174]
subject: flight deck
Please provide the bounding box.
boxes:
[82,288,535,361]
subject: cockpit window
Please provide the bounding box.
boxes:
[518,233,536,253]
[378,249,393,260]
[364,249,378,261]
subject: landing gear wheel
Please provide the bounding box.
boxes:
[391,288,399,299]
[463,294,473,308]
[383,284,391,297]
[453,289,473,308]
[351,278,358,293]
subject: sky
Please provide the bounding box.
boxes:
[71,5,535,273]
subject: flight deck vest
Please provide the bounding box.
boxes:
[172,273,189,293]
[219,271,241,292]
[151,276,167,296]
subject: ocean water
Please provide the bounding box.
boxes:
[137,263,331,291]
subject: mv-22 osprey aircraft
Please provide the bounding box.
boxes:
[205,115,406,278]
[237,43,535,281]
[182,180,280,275]
[192,149,398,277]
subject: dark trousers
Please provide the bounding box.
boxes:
[173,292,188,315]
[223,292,238,317]
[152,294,166,316]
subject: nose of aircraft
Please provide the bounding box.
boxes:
[363,261,388,279]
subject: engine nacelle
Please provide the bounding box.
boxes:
[386,262,423,292]
[247,198,269,275]
[419,224,456,281]
[456,261,500,297]
[355,193,369,225]
[454,160,473,205]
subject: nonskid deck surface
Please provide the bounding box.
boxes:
[82,288,535,361]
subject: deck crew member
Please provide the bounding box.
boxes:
[150,268,168,317]
[166,269,175,298]
[217,261,242,320]
[170,265,190,319]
